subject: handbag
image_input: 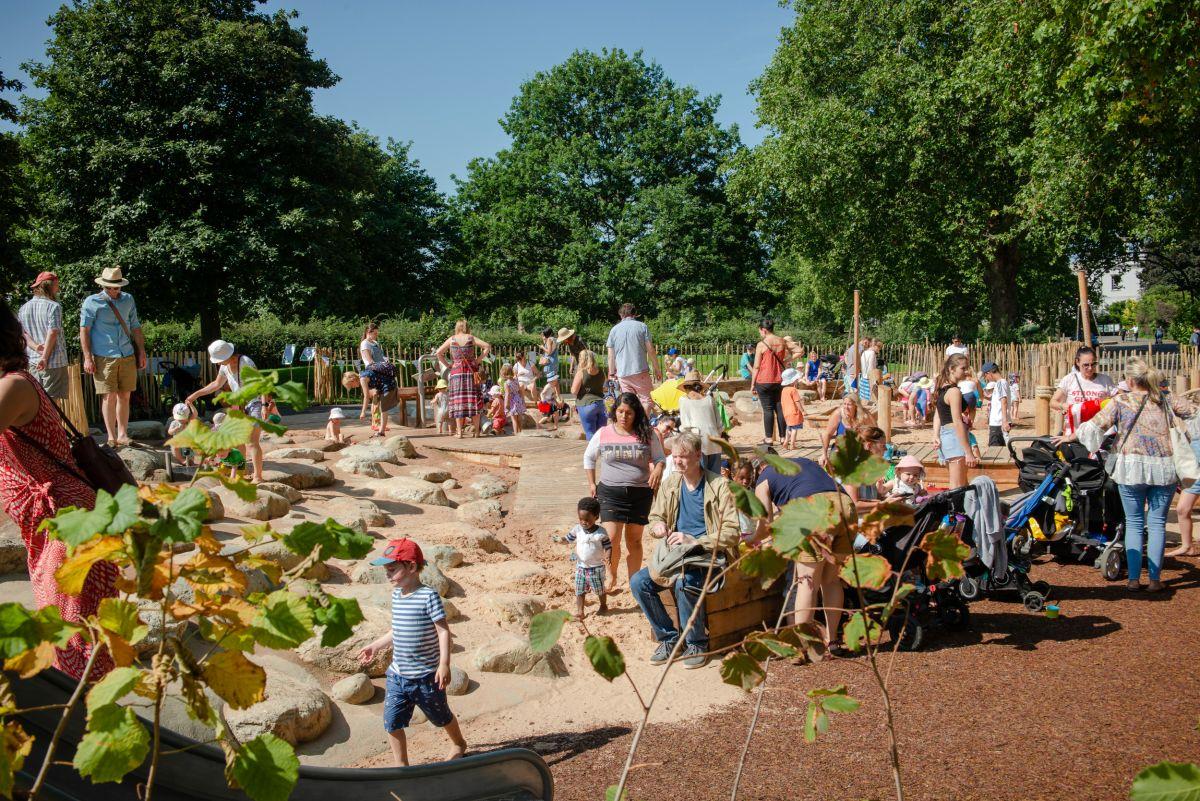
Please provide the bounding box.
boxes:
[106,299,145,365]
[12,376,137,494]
[1165,404,1200,482]
[1104,395,1147,477]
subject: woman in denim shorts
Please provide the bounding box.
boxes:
[934,354,978,489]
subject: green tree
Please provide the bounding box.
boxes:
[447,49,765,320]
[20,0,445,340]
[0,69,27,296]
[731,0,1074,336]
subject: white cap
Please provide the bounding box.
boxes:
[207,339,235,363]
[329,407,345,420]
[781,367,801,386]
[171,402,191,422]
[488,385,502,396]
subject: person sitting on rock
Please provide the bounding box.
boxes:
[630,431,740,670]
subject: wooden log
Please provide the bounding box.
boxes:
[878,385,892,441]
[1176,374,1189,397]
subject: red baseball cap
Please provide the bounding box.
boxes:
[30,271,58,288]
[370,538,425,567]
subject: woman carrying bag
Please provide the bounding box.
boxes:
[1055,358,1196,593]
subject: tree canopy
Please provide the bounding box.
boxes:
[445,48,766,323]
[0,70,27,294]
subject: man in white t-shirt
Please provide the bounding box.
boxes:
[842,337,869,395]
[944,335,968,358]
[1050,346,1117,433]
[859,341,877,402]
[981,362,1010,447]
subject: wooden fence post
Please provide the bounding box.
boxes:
[1035,364,1052,437]
[877,385,892,441]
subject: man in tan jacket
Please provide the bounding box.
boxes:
[630,431,740,669]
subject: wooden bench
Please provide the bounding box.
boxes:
[657,566,786,650]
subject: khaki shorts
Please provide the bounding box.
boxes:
[32,366,69,399]
[794,491,855,564]
[94,355,137,395]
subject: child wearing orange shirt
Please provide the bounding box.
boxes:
[780,368,806,449]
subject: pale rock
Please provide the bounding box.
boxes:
[474,634,567,678]
[456,498,503,527]
[223,538,328,581]
[351,562,388,585]
[339,443,401,466]
[117,447,161,481]
[378,476,451,507]
[127,420,166,440]
[407,467,452,483]
[215,488,290,521]
[441,478,460,491]
[224,668,332,745]
[445,666,470,696]
[470,474,509,499]
[330,673,375,704]
[260,460,336,489]
[257,481,302,503]
[266,447,325,462]
[420,562,451,597]
[732,390,761,419]
[424,544,462,571]
[134,600,191,657]
[197,488,224,523]
[420,522,506,554]
[480,592,545,628]
[0,517,26,574]
[441,599,462,622]
[322,497,391,532]
[335,456,389,479]
[382,434,417,459]
[298,605,391,677]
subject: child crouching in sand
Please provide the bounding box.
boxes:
[358,539,467,766]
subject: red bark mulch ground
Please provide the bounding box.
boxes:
[501,557,1200,801]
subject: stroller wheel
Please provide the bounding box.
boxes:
[1022,592,1046,613]
[958,575,982,602]
[941,601,970,631]
[1032,580,1051,596]
[887,613,924,652]
[1100,548,1124,582]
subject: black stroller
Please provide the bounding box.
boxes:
[846,487,975,651]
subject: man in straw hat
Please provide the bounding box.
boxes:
[79,266,145,446]
[18,271,70,399]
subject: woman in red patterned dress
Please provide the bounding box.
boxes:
[0,305,115,679]
[435,320,492,438]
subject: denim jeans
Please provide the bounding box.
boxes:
[701,453,722,474]
[1118,483,1176,581]
[577,400,607,441]
[630,566,708,648]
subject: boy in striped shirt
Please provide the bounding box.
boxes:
[358,539,466,766]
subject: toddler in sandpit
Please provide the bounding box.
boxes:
[559,497,610,618]
[325,407,349,443]
[358,538,467,766]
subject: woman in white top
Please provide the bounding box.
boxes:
[676,370,723,473]
[186,339,266,483]
[1050,346,1117,433]
[359,322,387,368]
[513,351,537,404]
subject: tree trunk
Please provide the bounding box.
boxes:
[984,240,1020,334]
[199,286,221,344]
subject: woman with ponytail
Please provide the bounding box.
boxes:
[1056,358,1196,592]
[934,354,978,488]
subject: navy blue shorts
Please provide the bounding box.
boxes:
[383,672,454,731]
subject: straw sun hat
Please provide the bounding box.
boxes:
[95,266,129,287]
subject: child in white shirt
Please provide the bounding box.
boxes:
[167,402,196,467]
[563,497,611,618]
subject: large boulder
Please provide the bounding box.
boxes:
[382,435,417,459]
[350,562,388,585]
[335,456,388,479]
[0,517,26,574]
[222,538,328,581]
[339,443,401,466]
[330,673,375,705]
[260,461,336,490]
[445,666,470,696]
[407,467,452,484]
[117,447,161,481]
[420,522,505,555]
[424,544,462,572]
[474,633,567,678]
[470,474,509,499]
[732,391,760,419]
[215,488,290,522]
[441,599,462,623]
[456,499,503,527]
[480,593,545,628]
[267,447,325,463]
[128,420,166,440]
[224,667,332,746]
[378,477,451,507]
[322,497,390,532]
[197,488,224,523]
[420,563,451,597]
[257,481,302,503]
[298,605,391,677]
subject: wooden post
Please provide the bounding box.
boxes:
[877,385,892,441]
[870,367,882,403]
[1077,269,1093,348]
[852,290,861,396]
[1192,367,1200,391]
[1176,374,1189,397]
[1035,364,1051,437]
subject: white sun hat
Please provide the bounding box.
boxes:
[207,339,235,363]
[781,367,801,386]
[171,402,191,422]
[329,407,346,420]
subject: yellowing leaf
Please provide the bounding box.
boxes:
[55,536,124,595]
[839,553,893,590]
[97,598,148,645]
[920,527,971,580]
[194,530,224,555]
[720,652,765,691]
[0,720,33,798]
[181,551,248,596]
[97,629,136,668]
[4,641,55,678]
[859,501,916,544]
[203,651,267,710]
[179,671,217,726]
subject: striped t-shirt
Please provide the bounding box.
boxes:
[388,585,446,678]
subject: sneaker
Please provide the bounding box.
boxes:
[680,643,708,670]
[650,640,677,665]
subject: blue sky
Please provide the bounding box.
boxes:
[0,0,793,193]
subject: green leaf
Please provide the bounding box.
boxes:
[583,635,625,681]
[528,610,572,653]
[229,733,300,801]
[167,487,210,542]
[804,699,827,743]
[197,470,259,502]
[167,417,255,456]
[753,448,800,475]
[803,685,860,743]
[74,705,149,783]
[771,494,840,558]
[41,493,118,548]
[605,785,629,801]
[707,435,740,466]
[271,380,309,412]
[251,414,288,436]
[1130,762,1200,801]
[0,604,40,660]
[740,546,789,589]
[280,519,373,561]
[96,598,148,645]
[920,527,971,580]
[743,632,798,661]
[839,553,893,590]
[250,591,315,649]
[729,481,767,518]
[828,430,889,485]
[33,605,82,649]
[311,596,365,647]
[107,484,143,535]
[842,611,883,652]
[719,652,765,691]
[86,666,146,714]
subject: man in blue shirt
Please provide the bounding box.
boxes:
[605,302,660,407]
[79,266,146,446]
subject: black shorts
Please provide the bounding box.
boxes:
[596,482,653,525]
[988,425,1006,447]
